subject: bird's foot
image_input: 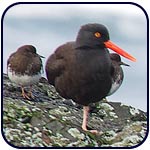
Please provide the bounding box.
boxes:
[21,91,31,100]
[27,91,34,99]
[21,86,33,100]
[82,124,99,134]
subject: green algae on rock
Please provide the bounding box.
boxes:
[2,73,147,147]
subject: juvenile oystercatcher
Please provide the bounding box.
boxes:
[7,45,44,99]
[45,23,136,133]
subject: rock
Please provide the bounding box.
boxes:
[2,73,147,147]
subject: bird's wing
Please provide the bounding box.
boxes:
[25,56,43,75]
[7,52,15,67]
[7,52,21,73]
[7,51,42,75]
[45,42,75,85]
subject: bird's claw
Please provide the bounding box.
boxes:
[21,92,31,100]
[21,86,34,100]
[82,125,99,134]
[27,91,34,99]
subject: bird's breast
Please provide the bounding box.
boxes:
[7,67,41,86]
[51,48,113,105]
[75,49,111,74]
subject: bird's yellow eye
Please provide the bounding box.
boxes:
[94,32,101,38]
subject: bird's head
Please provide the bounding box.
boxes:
[110,53,130,66]
[17,45,44,58]
[76,23,136,62]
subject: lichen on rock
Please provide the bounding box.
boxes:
[2,73,147,147]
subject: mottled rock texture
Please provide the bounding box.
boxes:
[2,74,147,148]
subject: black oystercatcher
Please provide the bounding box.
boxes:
[7,45,44,99]
[107,53,129,96]
[45,23,136,133]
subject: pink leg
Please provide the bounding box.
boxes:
[82,106,98,134]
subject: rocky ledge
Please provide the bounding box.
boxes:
[2,73,147,148]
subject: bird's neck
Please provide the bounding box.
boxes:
[75,37,104,50]
[75,43,105,50]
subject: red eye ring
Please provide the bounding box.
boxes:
[94,32,101,38]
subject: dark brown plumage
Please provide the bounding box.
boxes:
[7,45,42,75]
[46,41,111,106]
[45,23,136,133]
[7,45,44,99]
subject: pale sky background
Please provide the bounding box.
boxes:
[2,3,147,111]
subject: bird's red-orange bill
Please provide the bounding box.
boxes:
[104,40,136,62]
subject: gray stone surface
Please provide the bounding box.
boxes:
[3,74,147,147]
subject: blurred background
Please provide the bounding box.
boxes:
[2,4,147,111]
